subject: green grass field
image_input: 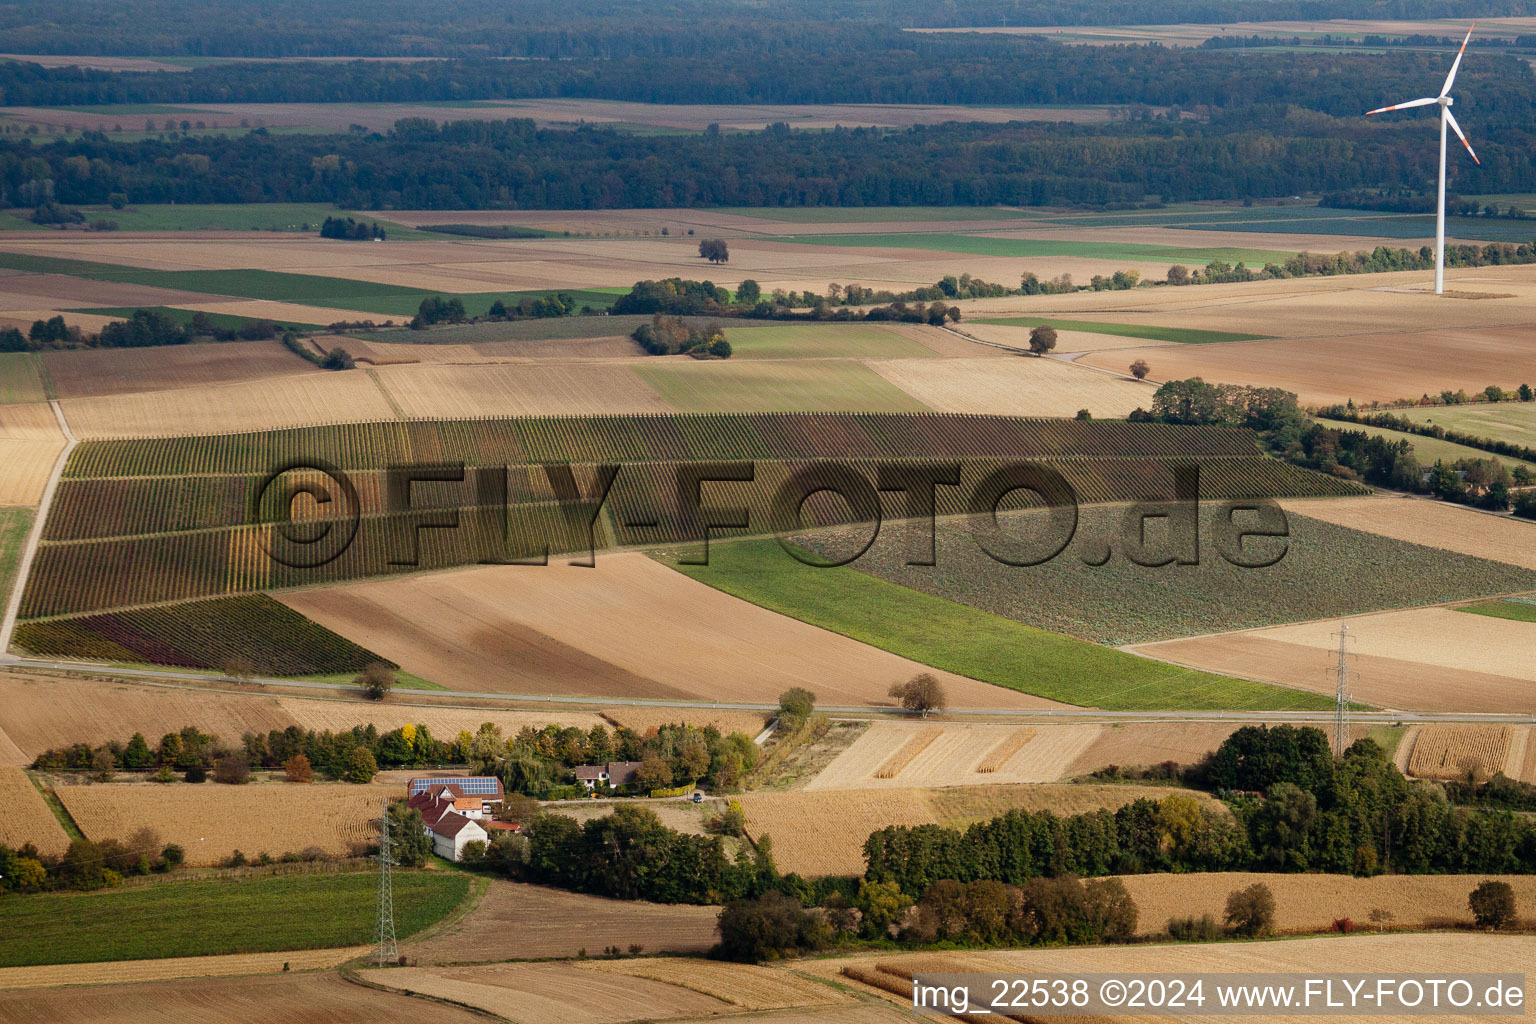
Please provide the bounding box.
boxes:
[1397,402,1536,451]
[769,232,1294,266]
[0,871,469,967]
[662,539,1338,711]
[723,323,935,360]
[0,353,48,404]
[720,206,1037,223]
[1458,598,1536,624]
[0,252,620,319]
[635,359,929,413]
[0,507,34,617]
[1319,419,1536,474]
[971,316,1269,345]
[78,306,326,331]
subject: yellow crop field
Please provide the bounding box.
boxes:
[580,958,850,1010]
[56,782,393,865]
[738,784,1206,876]
[0,766,69,857]
[975,729,1037,773]
[875,726,942,778]
[806,723,1102,791]
[1406,725,1515,781]
[868,356,1150,418]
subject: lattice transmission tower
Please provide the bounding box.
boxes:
[1330,620,1356,757]
[372,799,399,966]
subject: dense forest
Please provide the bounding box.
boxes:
[6,115,1527,210]
[3,43,1533,123]
[2,0,1532,57]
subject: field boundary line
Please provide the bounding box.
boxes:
[0,400,75,659]
[3,660,1531,723]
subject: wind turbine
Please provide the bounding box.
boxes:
[1366,25,1480,295]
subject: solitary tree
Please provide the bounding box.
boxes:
[1166,264,1192,286]
[213,753,251,785]
[1469,880,1518,929]
[223,656,257,683]
[1223,882,1275,937]
[283,753,313,784]
[777,687,816,730]
[1027,325,1057,356]
[889,673,947,717]
[1130,359,1151,380]
[356,662,395,701]
[1367,907,1394,933]
[699,239,729,263]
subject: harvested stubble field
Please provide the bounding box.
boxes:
[373,361,670,418]
[821,934,1536,1023]
[737,784,1213,876]
[0,766,68,856]
[280,554,1058,709]
[0,973,485,1022]
[1279,496,1536,571]
[600,706,767,737]
[806,723,1103,791]
[0,402,63,507]
[799,506,1536,646]
[368,963,738,1024]
[1134,631,1536,714]
[580,958,850,1011]
[403,879,720,963]
[1405,725,1521,781]
[1117,872,1536,938]
[867,356,1150,417]
[0,671,603,761]
[56,782,397,865]
[0,946,367,993]
[958,323,1172,353]
[1082,323,1536,407]
[40,341,316,400]
[1066,722,1242,775]
[331,334,641,365]
[60,371,397,438]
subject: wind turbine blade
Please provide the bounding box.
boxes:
[1445,109,1480,164]
[1365,97,1438,115]
[1441,24,1474,97]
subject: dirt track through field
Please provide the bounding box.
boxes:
[279,554,1061,708]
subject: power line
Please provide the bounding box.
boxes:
[1331,619,1356,757]
[372,799,398,967]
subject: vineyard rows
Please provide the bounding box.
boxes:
[13,595,394,675]
[45,454,1363,545]
[62,413,1263,478]
[21,456,1362,619]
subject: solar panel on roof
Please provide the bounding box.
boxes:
[408,777,500,796]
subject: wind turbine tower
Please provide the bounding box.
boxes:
[1366,26,1480,295]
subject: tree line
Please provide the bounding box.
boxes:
[865,727,1536,895]
[11,115,1535,213]
[3,0,1529,59]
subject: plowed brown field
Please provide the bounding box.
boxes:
[279,555,1058,709]
[42,342,316,399]
[402,879,719,963]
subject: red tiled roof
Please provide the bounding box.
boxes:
[434,812,486,839]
